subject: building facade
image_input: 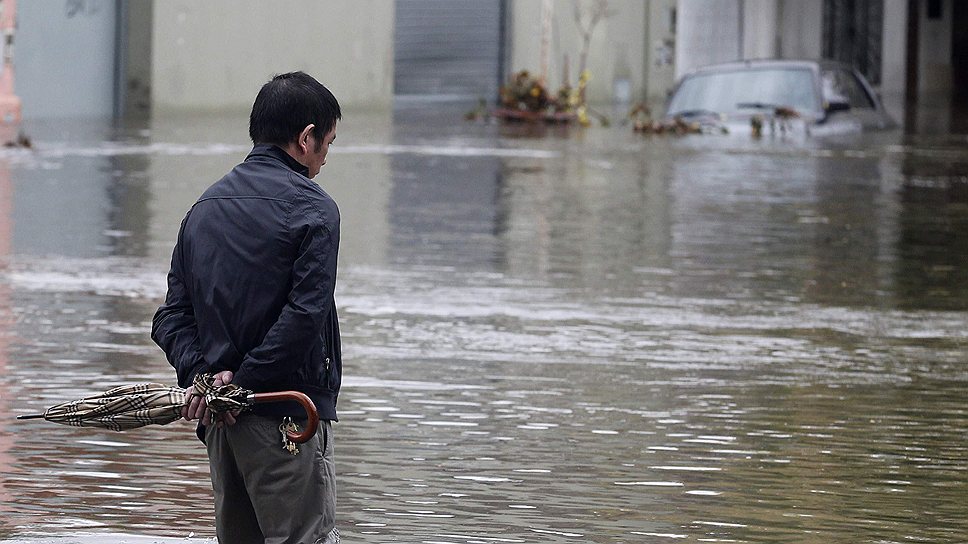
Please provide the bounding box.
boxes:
[10,0,964,131]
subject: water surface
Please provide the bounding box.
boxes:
[0,108,966,543]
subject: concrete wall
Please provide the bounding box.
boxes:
[743,0,780,59]
[150,0,395,115]
[121,1,153,118]
[14,0,117,118]
[880,0,909,122]
[917,0,952,96]
[675,0,742,79]
[644,0,677,105]
[777,0,823,60]
[912,0,954,133]
[507,0,648,106]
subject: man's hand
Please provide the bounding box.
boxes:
[182,370,240,428]
[181,384,206,422]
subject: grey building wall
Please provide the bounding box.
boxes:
[675,0,742,79]
[675,0,834,81]
[14,0,118,118]
[778,0,823,59]
[917,0,952,96]
[644,0,678,105]
[743,0,781,59]
[911,0,955,133]
[507,0,648,106]
[13,0,959,124]
[149,0,395,114]
[120,1,153,118]
[880,0,909,121]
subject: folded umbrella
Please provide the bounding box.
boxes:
[16,374,319,443]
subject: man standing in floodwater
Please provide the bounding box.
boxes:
[151,71,343,544]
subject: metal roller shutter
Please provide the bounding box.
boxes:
[394,0,505,101]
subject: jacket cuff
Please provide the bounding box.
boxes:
[231,367,254,391]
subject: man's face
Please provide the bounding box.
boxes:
[306,125,337,178]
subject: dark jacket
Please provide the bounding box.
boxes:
[151,144,341,422]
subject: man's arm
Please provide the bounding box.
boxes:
[232,208,339,391]
[151,224,210,389]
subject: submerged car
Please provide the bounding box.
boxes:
[664,59,896,136]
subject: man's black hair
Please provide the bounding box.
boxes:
[249,72,341,149]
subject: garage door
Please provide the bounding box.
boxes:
[394,0,505,101]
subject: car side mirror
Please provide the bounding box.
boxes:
[826,100,851,113]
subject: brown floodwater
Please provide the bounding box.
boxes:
[0,106,965,543]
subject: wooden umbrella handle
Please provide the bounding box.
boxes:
[249,391,320,444]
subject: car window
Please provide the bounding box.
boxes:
[666,67,820,116]
[821,69,875,110]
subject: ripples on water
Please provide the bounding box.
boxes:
[0,112,966,542]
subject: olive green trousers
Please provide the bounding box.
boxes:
[206,415,338,544]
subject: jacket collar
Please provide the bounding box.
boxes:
[246,144,310,178]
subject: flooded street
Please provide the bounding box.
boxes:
[0,106,966,543]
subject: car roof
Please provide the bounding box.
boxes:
[684,59,853,76]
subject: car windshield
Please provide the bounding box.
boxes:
[667,67,820,117]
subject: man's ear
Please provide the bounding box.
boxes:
[297,124,316,153]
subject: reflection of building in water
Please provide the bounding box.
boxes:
[105,151,152,257]
[383,105,503,270]
[659,145,961,309]
[386,151,503,270]
[802,147,968,309]
[808,154,901,304]
[379,122,677,287]
[661,149,907,305]
[896,153,968,308]
[9,119,120,257]
[495,149,674,287]
[0,157,16,516]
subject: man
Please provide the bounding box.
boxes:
[151,71,342,544]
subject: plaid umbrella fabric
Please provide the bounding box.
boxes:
[37,382,187,431]
[19,375,252,431]
[17,374,319,443]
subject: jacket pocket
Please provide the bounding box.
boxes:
[295,337,328,387]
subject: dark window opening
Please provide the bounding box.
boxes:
[822,0,884,86]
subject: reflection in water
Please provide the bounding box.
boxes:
[0,159,16,525]
[897,148,968,308]
[0,108,966,542]
[387,152,503,269]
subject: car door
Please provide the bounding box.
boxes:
[820,67,890,131]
